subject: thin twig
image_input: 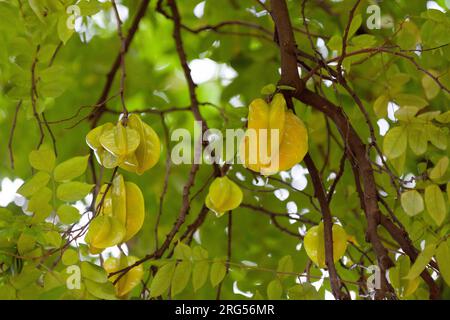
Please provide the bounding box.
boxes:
[154,114,172,249]
[304,153,348,300]
[216,211,233,300]
[89,0,151,127]
[111,0,129,117]
[336,0,362,79]
[31,45,45,148]
[8,100,22,169]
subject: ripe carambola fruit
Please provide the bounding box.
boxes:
[85,215,126,253]
[100,121,141,160]
[240,94,308,175]
[86,114,161,174]
[85,174,145,253]
[205,176,243,217]
[123,181,145,242]
[303,222,348,268]
[120,114,161,175]
[86,122,119,168]
[104,255,144,298]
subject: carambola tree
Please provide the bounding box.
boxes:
[0,0,449,300]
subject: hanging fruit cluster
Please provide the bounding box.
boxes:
[104,255,144,298]
[205,176,243,217]
[87,114,161,175]
[84,114,160,297]
[85,174,145,254]
[240,93,309,175]
[303,222,348,268]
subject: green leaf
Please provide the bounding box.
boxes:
[44,231,62,248]
[28,187,52,209]
[81,261,108,283]
[253,290,264,300]
[277,255,293,280]
[422,9,447,23]
[84,279,117,300]
[192,260,209,292]
[418,111,440,122]
[28,187,53,223]
[261,84,276,95]
[352,34,376,47]
[40,80,68,98]
[348,14,362,39]
[39,44,58,64]
[407,125,428,155]
[424,184,447,226]
[383,126,407,159]
[394,94,428,109]
[17,231,36,255]
[387,73,411,88]
[436,111,450,124]
[10,266,41,290]
[28,144,55,173]
[171,261,192,296]
[17,283,44,299]
[57,16,74,45]
[0,208,13,222]
[267,279,283,300]
[39,285,66,300]
[327,35,342,51]
[57,205,80,224]
[427,125,448,150]
[287,283,320,300]
[396,20,419,49]
[389,255,410,289]
[373,95,389,118]
[54,155,90,182]
[57,182,94,202]
[17,171,51,198]
[277,85,296,91]
[210,260,227,287]
[395,107,419,122]
[389,255,420,297]
[150,262,176,297]
[436,239,450,286]
[192,246,209,260]
[429,156,449,182]
[28,0,45,22]
[173,242,192,261]
[62,249,79,266]
[78,0,104,16]
[405,243,436,280]
[0,284,16,300]
[43,271,65,291]
[401,190,424,216]
[422,72,440,100]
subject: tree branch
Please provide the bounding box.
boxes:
[89,0,151,126]
[304,154,348,300]
[270,0,397,299]
[8,100,22,169]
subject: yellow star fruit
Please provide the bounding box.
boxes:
[123,181,145,242]
[303,222,348,268]
[85,215,126,251]
[86,114,161,174]
[119,114,161,175]
[240,93,308,175]
[99,121,141,160]
[86,174,145,253]
[104,255,144,298]
[87,123,120,168]
[205,176,243,217]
